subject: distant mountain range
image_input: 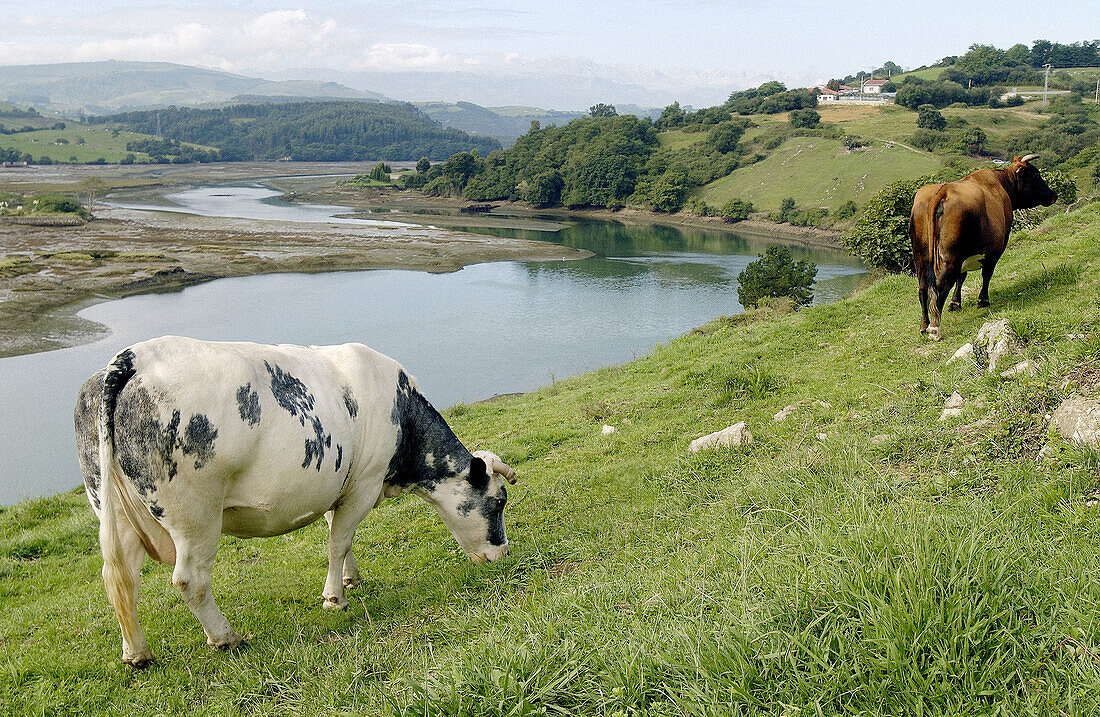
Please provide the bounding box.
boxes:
[0,61,387,115]
[0,61,663,146]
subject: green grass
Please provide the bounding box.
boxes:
[0,127,214,164]
[699,136,942,211]
[656,129,706,151]
[4,203,1100,713]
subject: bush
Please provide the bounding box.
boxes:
[770,197,798,223]
[720,198,754,222]
[788,109,821,129]
[1039,167,1077,205]
[917,105,947,131]
[737,245,817,308]
[833,200,858,221]
[842,176,930,273]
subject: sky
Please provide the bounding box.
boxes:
[2,1,1098,108]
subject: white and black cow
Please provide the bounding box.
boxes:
[75,336,516,667]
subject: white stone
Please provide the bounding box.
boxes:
[1000,360,1035,379]
[601,424,617,435]
[816,432,827,441]
[689,422,753,452]
[939,391,965,421]
[976,319,1022,374]
[1051,399,1100,446]
[947,343,975,365]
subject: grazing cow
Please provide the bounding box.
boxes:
[75,336,516,667]
[910,154,1057,340]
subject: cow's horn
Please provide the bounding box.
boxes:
[492,458,517,484]
[1020,153,1039,163]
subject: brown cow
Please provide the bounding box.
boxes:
[910,155,1056,340]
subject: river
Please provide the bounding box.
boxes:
[0,183,865,505]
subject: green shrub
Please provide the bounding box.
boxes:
[833,200,858,221]
[917,105,947,131]
[789,109,821,129]
[843,176,929,273]
[736,245,817,308]
[720,198,754,222]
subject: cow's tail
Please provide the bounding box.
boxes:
[98,349,176,576]
[926,188,948,303]
[98,349,138,610]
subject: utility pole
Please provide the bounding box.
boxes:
[1095,76,1099,104]
[1043,64,1052,109]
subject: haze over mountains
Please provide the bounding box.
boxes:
[0,60,668,145]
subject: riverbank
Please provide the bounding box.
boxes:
[0,206,590,358]
[299,181,846,250]
[2,202,1098,713]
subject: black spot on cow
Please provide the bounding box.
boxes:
[335,445,343,471]
[385,371,472,492]
[342,386,359,418]
[302,415,329,471]
[236,383,261,426]
[149,502,165,519]
[114,381,181,497]
[74,369,107,510]
[265,361,315,426]
[182,414,218,469]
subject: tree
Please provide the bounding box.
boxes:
[788,109,820,128]
[916,105,946,131]
[706,121,744,153]
[656,102,687,130]
[416,157,430,173]
[79,177,106,214]
[368,162,392,182]
[589,103,617,118]
[826,79,841,92]
[648,171,688,212]
[737,245,817,308]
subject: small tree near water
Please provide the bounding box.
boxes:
[369,162,392,183]
[737,245,817,308]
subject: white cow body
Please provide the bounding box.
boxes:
[75,336,515,666]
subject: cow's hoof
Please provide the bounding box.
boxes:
[123,653,156,669]
[977,300,990,308]
[948,302,961,312]
[208,632,245,651]
[343,576,359,589]
[927,327,943,342]
[322,595,348,611]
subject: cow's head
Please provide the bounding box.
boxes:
[1010,154,1057,209]
[427,450,516,563]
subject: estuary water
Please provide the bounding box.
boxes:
[0,185,865,504]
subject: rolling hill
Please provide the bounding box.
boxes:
[0,61,387,116]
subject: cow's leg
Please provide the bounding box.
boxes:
[927,270,957,341]
[321,506,370,610]
[325,509,361,588]
[978,260,997,308]
[102,519,155,667]
[170,526,243,650]
[949,273,965,311]
[916,261,930,334]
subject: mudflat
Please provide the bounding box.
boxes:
[0,163,590,358]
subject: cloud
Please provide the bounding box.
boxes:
[351,43,478,72]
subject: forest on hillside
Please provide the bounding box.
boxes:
[93,101,501,161]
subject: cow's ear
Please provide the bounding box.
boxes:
[467,456,488,489]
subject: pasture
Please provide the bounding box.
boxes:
[3,199,1100,713]
[698,136,942,212]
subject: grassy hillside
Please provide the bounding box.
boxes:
[0,125,212,164]
[699,136,942,211]
[3,200,1100,713]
